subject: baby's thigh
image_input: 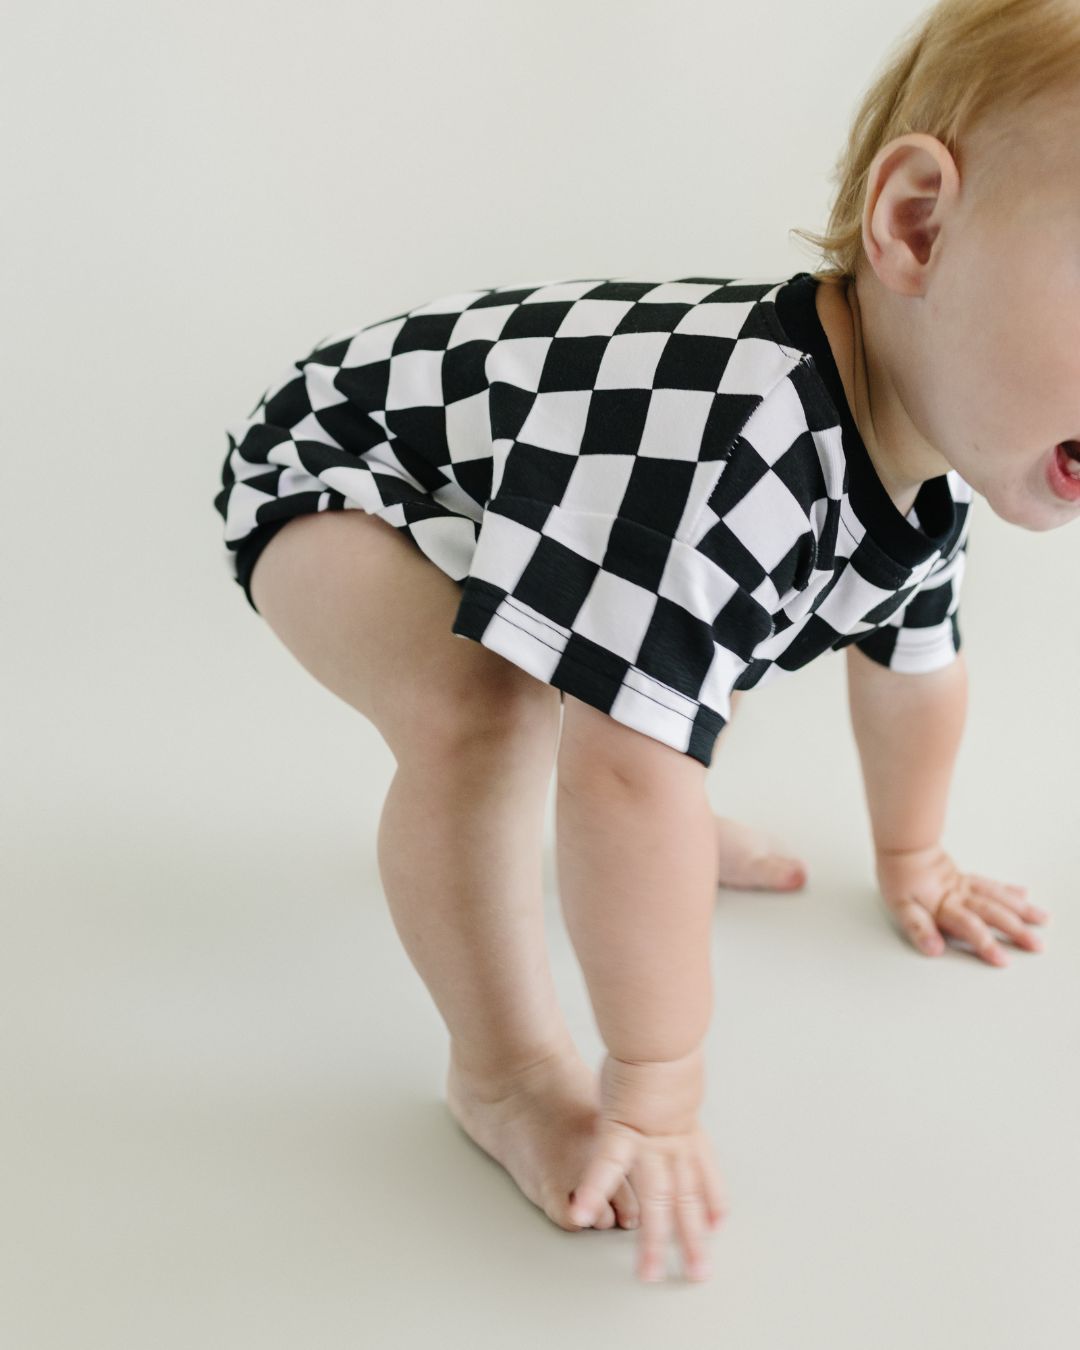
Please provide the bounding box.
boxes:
[247,509,560,759]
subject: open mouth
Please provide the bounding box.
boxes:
[1060,441,1080,478]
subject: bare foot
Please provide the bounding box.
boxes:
[714,814,808,891]
[445,1046,641,1233]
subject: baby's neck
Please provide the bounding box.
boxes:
[815,276,924,518]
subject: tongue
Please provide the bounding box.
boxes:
[1061,445,1080,476]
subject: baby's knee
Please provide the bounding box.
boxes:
[397,667,561,769]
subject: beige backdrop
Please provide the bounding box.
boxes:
[5,1,1079,1346]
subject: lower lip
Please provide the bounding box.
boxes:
[1047,444,1080,502]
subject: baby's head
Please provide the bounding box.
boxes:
[792,0,1080,532]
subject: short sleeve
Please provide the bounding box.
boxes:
[851,532,968,673]
[450,492,776,768]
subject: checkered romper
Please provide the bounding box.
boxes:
[214,270,970,767]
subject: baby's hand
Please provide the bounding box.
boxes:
[568,1049,728,1283]
[874,843,1050,966]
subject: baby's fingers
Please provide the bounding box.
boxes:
[633,1148,714,1283]
[697,1136,730,1229]
[965,891,1045,953]
[569,1127,637,1226]
[968,875,1050,925]
[672,1149,712,1281]
[634,1148,673,1282]
[937,899,1009,967]
[895,899,945,957]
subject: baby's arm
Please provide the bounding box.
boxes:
[555,696,725,1281]
[845,642,968,854]
[845,645,1048,962]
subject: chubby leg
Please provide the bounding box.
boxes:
[247,509,639,1230]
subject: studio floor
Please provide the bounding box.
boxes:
[8,649,1080,1350]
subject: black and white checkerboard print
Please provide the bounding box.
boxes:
[215,273,970,766]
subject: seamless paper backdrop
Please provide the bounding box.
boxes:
[4,3,1079,1348]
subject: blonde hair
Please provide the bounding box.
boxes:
[790,0,1080,282]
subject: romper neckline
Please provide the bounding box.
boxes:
[773,271,957,570]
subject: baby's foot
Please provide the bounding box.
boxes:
[714,814,808,891]
[445,1045,641,1233]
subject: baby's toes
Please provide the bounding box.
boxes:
[714,817,807,892]
[550,1191,618,1231]
[751,853,807,890]
[726,849,807,892]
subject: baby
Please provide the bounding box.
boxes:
[214,0,1066,1285]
